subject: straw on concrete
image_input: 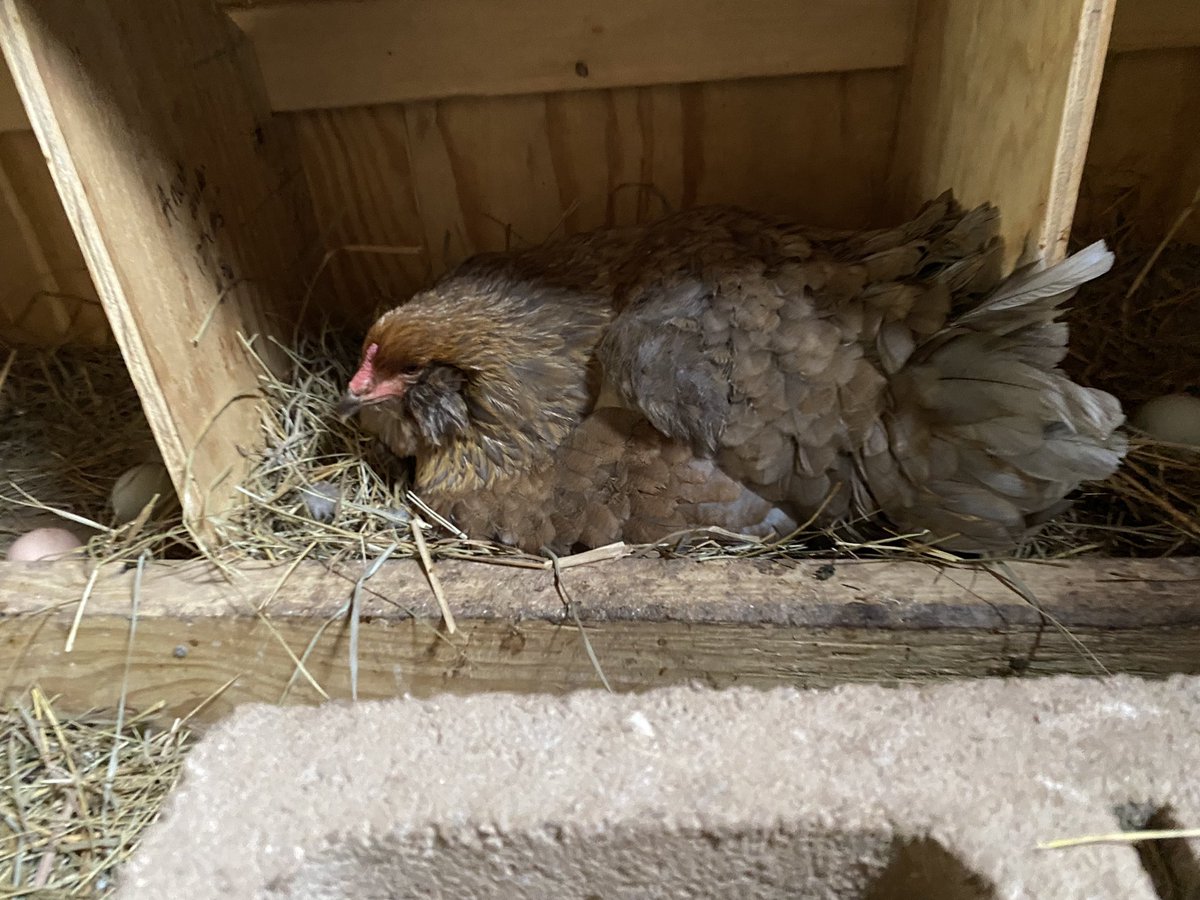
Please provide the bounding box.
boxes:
[0,688,193,897]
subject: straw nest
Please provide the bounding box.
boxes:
[0,346,191,562]
[1052,190,1200,557]
[2,220,1198,566]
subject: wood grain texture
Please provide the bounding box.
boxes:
[893,0,1116,271]
[1077,47,1200,245]
[293,71,904,318]
[3,557,1199,724]
[227,0,914,111]
[1109,0,1200,52]
[0,0,320,541]
[0,130,106,346]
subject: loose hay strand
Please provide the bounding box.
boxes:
[254,608,329,701]
[0,347,15,394]
[984,560,1112,677]
[64,562,103,653]
[281,600,350,703]
[411,517,456,634]
[175,674,242,731]
[1123,182,1199,306]
[406,490,466,540]
[350,540,400,701]
[545,547,613,694]
[104,553,146,813]
[1040,828,1200,850]
[0,689,194,896]
[257,541,317,613]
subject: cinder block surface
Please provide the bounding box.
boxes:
[119,676,1200,899]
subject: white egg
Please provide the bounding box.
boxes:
[7,527,84,561]
[1130,394,1200,447]
[110,462,177,525]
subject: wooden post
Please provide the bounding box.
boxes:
[892,0,1117,270]
[0,0,320,544]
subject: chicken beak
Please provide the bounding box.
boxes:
[335,392,363,421]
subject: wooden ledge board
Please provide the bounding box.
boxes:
[3,0,1199,135]
[3,557,1198,725]
[226,0,914,113]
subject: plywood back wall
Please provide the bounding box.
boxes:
[1076,46,1200,245]
[291,69,905,321]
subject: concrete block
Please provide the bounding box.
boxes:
[118,676,1200,899]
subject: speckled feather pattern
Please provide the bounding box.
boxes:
[347,195,1126,553]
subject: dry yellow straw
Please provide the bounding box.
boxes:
[1039,828,1200,850]
[350,540,399,700]
[411,517,456,634]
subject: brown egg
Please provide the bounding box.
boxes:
[7,527,84,561]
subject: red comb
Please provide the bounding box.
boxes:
[349,343,378,394]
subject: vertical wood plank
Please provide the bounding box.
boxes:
[290,104,429,310]
[0,0,320,543]
[892,0,1116,270]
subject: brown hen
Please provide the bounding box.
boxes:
[337,194,1126,554]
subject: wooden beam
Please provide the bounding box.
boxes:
[0,1,320,543]
[3,0,1197,139]
[891,0,1116,271]
[226,0,914,112]
[4,557,1199,725]
[1109,0,1200,53]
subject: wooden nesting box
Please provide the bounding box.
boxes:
[1,0,1198,723]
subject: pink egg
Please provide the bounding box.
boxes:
[6,527,84,561]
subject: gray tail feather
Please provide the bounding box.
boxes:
[859,240,1127,553]
[957,240,1114,326]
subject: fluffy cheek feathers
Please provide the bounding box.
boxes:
[407,367,470,446]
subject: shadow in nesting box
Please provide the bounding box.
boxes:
[0,345,187,560]
[864,836,997,900]
[1114,803,1200,900]
[267,824,997,899]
